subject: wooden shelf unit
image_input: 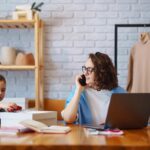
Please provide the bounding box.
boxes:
[0,65,36,70]
[0,14,44,110]
[0,20,34,28]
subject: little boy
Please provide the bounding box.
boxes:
[0,74,22,112]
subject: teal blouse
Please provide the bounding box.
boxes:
[65,86,126,125]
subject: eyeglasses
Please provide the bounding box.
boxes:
[82,66,95,74]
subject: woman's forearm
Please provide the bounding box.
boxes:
[62,88,82,123]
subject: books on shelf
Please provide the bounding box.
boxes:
[0,110,57,127]
[20,119,71,134]
[15,5,31,11]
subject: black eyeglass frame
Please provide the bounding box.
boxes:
[82,66,95,74]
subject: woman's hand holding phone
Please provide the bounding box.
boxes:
[79,74,86,86]
[75,74,86,92]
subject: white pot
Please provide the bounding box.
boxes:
[0,46,16,65]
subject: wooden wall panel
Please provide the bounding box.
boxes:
[27,99,65,120]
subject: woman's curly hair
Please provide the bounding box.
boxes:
[89,52,118,91]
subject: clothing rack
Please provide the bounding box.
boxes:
[114,24,150,71]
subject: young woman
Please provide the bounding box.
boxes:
[61,52,126,125]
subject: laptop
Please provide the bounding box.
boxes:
[84,93,150,130]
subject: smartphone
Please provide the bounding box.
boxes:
[79,74,86,86]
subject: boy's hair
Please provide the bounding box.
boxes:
[89,52,118,91]
[0,74,6,83]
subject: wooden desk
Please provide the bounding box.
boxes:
[0,125,150,150]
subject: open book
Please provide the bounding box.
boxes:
[20,120,71,134]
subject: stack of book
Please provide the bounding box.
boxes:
[84,128,124,136]
[0,110,57,127]
[0,126,33,135]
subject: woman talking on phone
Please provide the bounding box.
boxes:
[61,52,126,125]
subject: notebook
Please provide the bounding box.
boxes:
[84,93,150,130]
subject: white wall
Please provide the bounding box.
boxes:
[0,0,150,99]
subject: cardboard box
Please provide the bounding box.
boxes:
[0,110,57,127]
